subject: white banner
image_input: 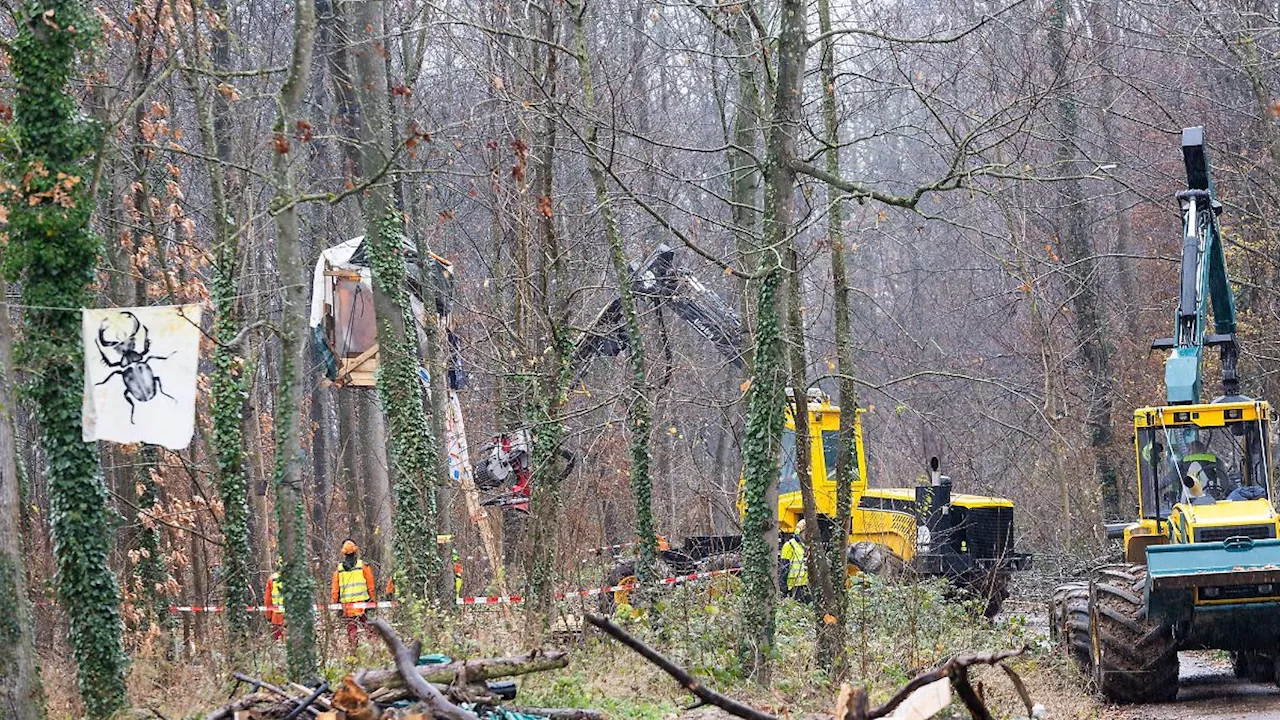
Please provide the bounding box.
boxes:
[82,305,202,449]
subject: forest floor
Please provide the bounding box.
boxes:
[34,575,1280,719]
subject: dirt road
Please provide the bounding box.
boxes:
[1113,652,1280,720]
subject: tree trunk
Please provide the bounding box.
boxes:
[569,0,657,588]
[7,0,129,711]
[176,0,254,646]
[0,299,44,719]
[738,0,806,680]
[269,0,319,679]
[360,389,395,571]
[816,0,851,675]
[346,0,442,600]
[524,4,571,637]
[727,9,763,359]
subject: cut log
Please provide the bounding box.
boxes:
[356,648,570,694]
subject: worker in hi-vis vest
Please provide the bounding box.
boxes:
[264,560,285,641]
[331,538,376,644]
[780,519,811,602]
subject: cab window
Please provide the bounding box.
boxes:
[780,429,798,493]
[1137,420,1271,518]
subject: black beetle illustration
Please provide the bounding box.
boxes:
[95,311,176,423]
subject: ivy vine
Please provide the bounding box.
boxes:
[737,262,785,672]
[2,0,129,714]
[210,245,251,643]
[365,210,440,597]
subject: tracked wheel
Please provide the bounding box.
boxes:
[1050,582,1091,672]
[1089,564,1179,704]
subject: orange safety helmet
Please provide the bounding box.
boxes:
[341,539,358,555]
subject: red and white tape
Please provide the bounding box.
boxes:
[170,568,742,611]
[169,601,396,614]
[455,567,741,605]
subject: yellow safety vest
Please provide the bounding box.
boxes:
[782,538,809,589]
[270,573,283,606]
[337,560,370,603]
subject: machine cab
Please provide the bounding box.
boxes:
[1134,400,1276,528]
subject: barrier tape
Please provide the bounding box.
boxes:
[170,568,742,612]
[169,601,396,614]
[456,567,741,605]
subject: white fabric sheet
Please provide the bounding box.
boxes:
[82,305,202,449]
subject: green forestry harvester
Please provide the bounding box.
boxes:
[1050,127,1280,702]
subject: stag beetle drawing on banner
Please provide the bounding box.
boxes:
[95,310,176,423]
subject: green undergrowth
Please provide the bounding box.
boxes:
[58,576,1046,719]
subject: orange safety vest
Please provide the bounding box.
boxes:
[266,573,284,625]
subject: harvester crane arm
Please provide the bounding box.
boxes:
[477,244,745,507]
[1152,127,1240,405]
[567,244,744,383]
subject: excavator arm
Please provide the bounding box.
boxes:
[1151,127,1240,405]
[476,244,745,507]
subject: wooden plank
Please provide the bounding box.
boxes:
[316,713,342,720]
[324,269,363,280]
[335,343,380,386]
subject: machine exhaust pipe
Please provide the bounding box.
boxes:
[917,457,951,551]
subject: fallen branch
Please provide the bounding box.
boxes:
[369,617,481,720]
[583,613,778,720]
[867,648,1025,720]
[229,672,317,716]
[356,647,570,693]
[999,663,1035,718]
[201,692,280,720]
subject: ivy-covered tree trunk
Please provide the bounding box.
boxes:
[135,445,169,629]
[173,0,253,645]
[739,0,807,680]
[4,0,129,713]
[737,265,784,677]
[269,0,319,680]
[347,0,441,599]
[783,245,840,670]
[569,0,657,588]
[524,8,572,636]
[816,0,850,676]
[0,294,43,718]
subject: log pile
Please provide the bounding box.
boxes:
[203,621,584,720]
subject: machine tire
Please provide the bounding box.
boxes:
[1089,564,1179,704]
[848,542,907,579]
[1050,582,1092,673]
[1231,652,1248,679]
[974,571,1010,618]
[1231,652,1273,683]
[598,561,637,615]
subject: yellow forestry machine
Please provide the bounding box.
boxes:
[1050,128,1280,702]
[550,247,1031,616]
